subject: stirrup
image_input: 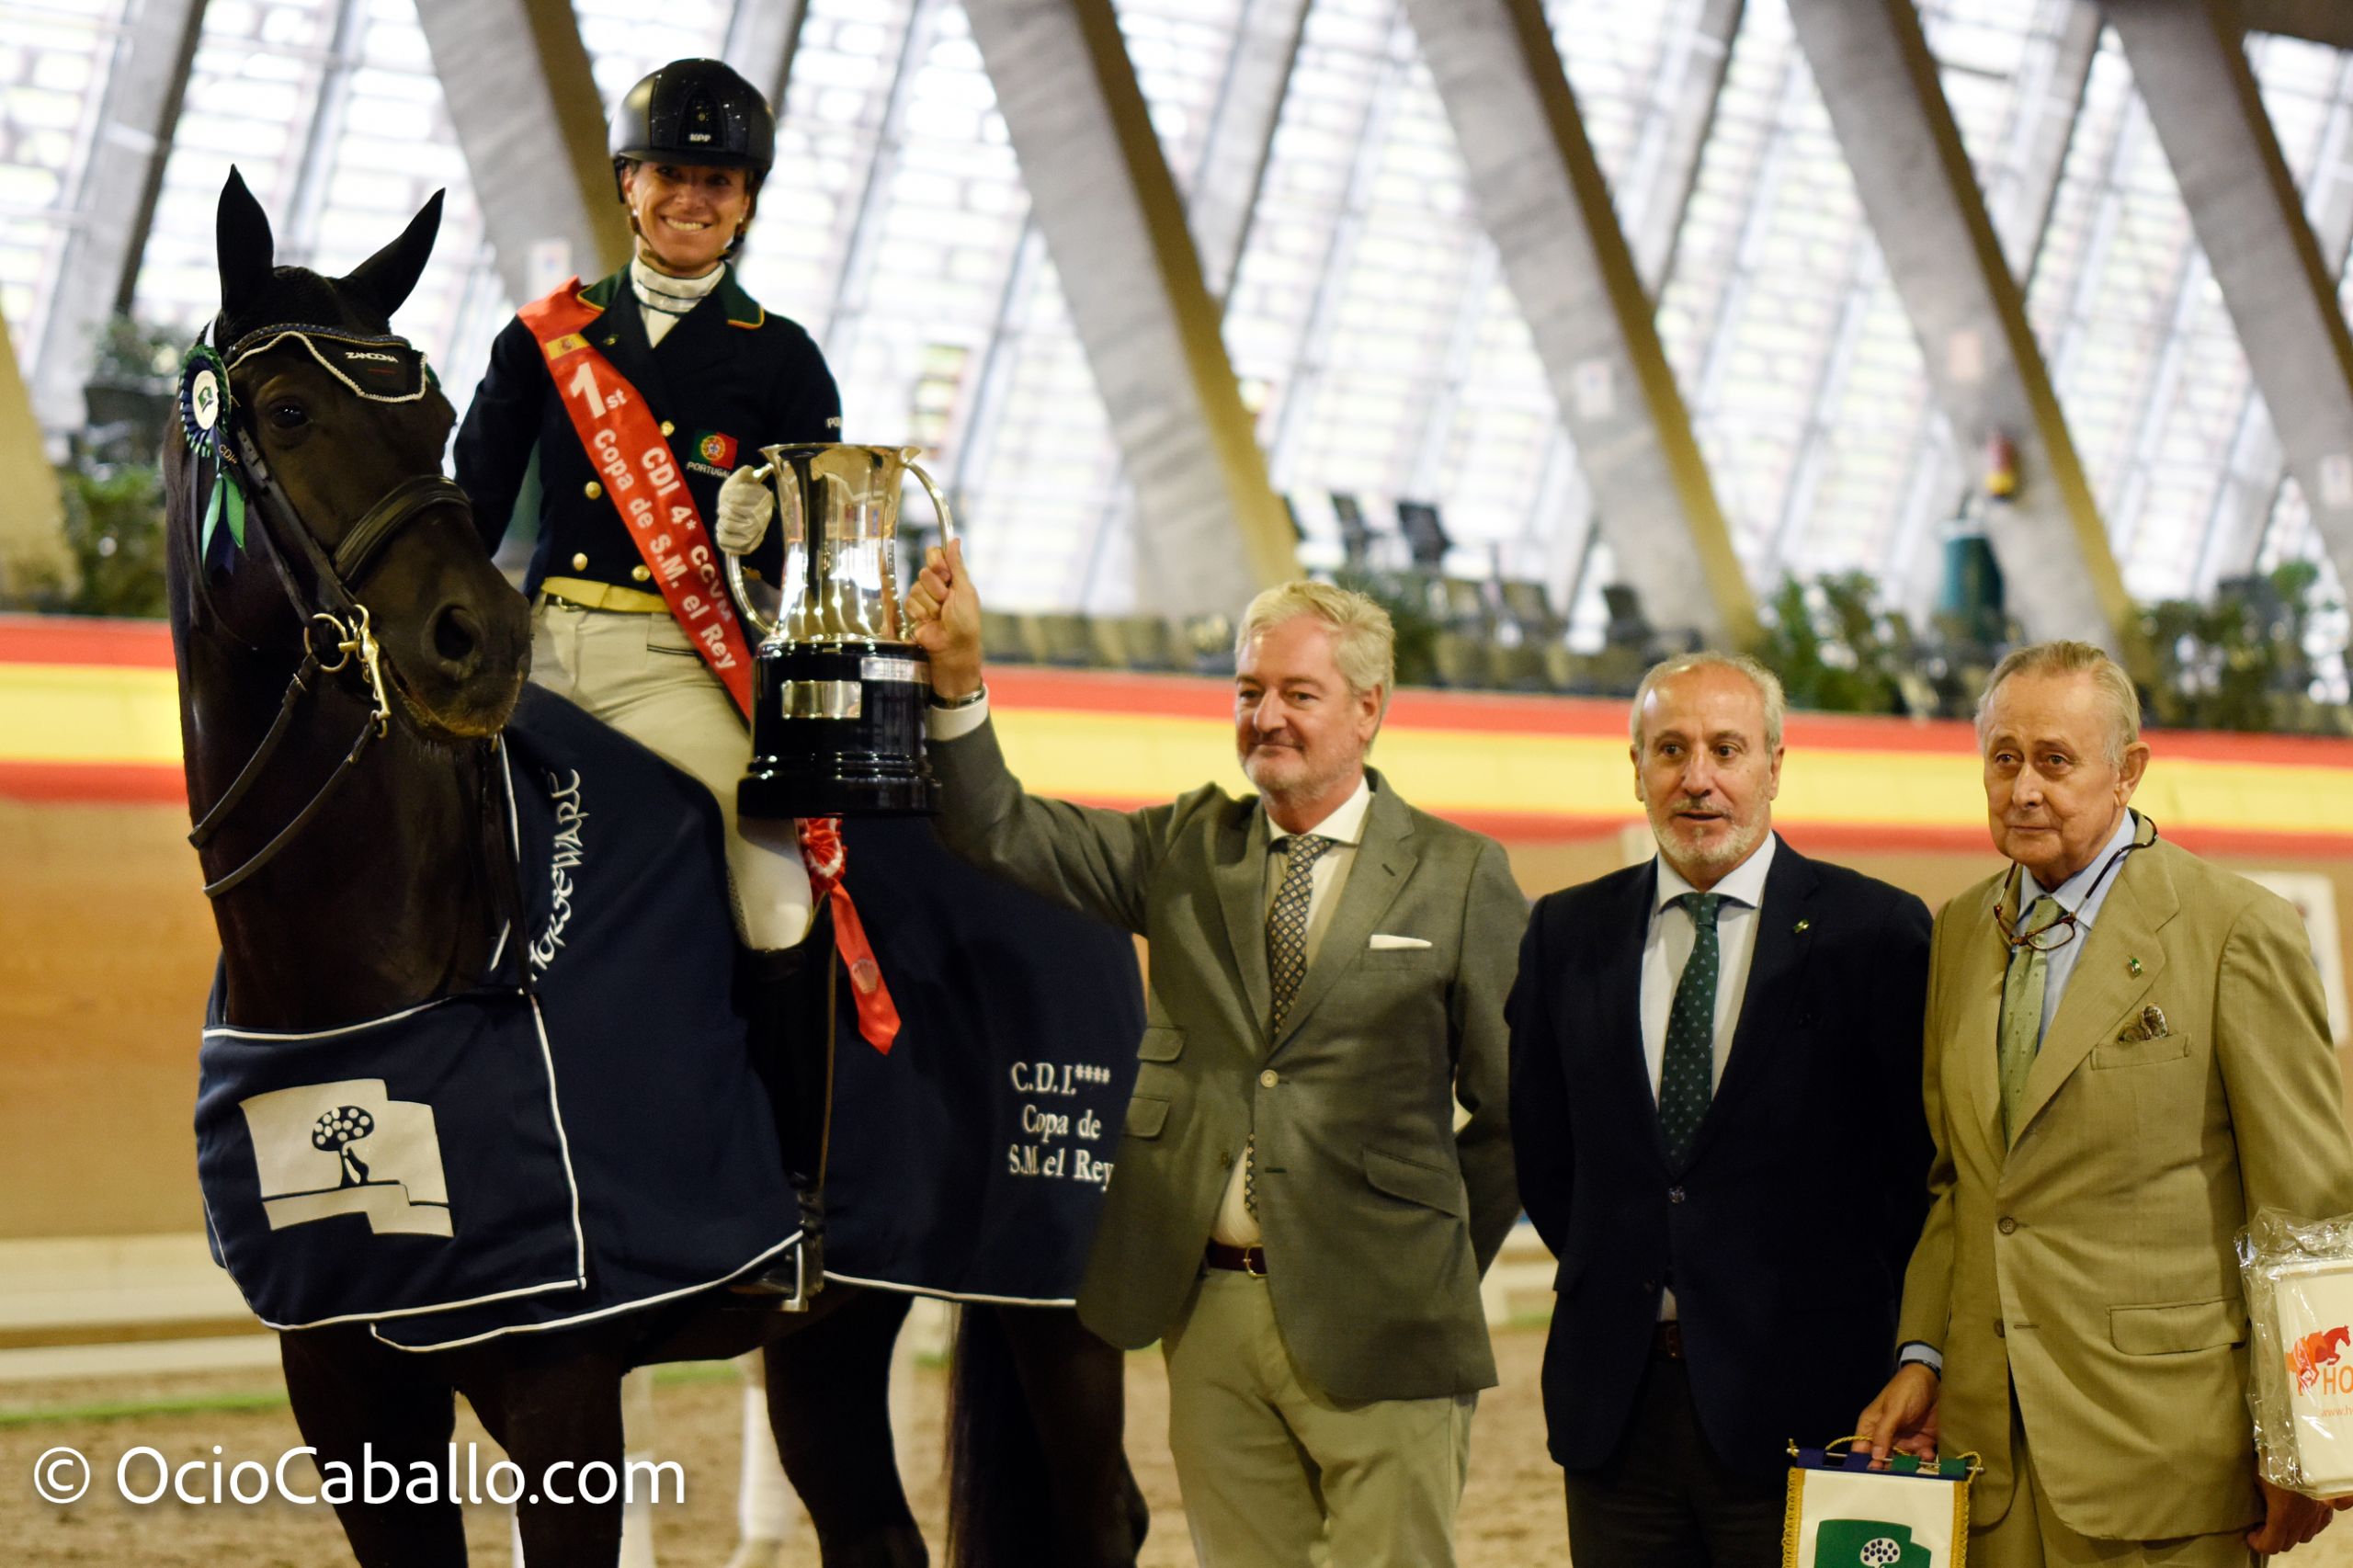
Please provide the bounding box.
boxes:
[728,1240,820,1312]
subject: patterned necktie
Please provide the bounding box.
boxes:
[1267,834,1337,1032]
[1998,896,2063,1145]
[1658,892,1723,1165]
[1250,834,1336,1216]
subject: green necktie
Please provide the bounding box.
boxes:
[1659,892,1723,1165]
[1998,896,2063,1145]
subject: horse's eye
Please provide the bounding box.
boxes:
[267,401,309,430]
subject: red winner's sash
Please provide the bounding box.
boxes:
[521,279,754,715]
[520,279,900,1051]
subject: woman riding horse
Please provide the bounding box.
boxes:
[453,58,846,1269]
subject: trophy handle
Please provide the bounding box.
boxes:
[904,456,957,548]
[722,461,788,642]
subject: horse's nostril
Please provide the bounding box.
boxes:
[432,603,481,670]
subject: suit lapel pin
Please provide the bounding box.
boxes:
[2128,956,2143,976]
[1794,919,1811,934]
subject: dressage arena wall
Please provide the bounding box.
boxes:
[8,611,2353,1239]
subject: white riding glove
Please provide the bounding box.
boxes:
[716,465,774,556]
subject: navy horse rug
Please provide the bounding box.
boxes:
[196,684,800,1348]
[822,817,1143,1304]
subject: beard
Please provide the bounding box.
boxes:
[1655,810,1766,877]
[1243,739,1339,803]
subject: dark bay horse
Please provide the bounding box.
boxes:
[162,167,946,1568]
[164,167,1144,1568]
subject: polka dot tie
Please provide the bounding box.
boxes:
[1267,834,1336,1034]
[1657,892,1722,1165]
[1250,833,1336,1215]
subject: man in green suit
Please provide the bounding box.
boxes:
[907,546,1524,1566]
[1859,640,2353,1564]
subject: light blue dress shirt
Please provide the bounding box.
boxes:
[2015,809,2143,1046]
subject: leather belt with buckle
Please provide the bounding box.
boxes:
[1204,1242,1268,1277]
[1654,1321,1685,1359]
[540,575,670,615]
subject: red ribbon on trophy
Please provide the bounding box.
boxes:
[795,817,900,1053]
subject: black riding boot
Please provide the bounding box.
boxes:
[733,910,837,1300]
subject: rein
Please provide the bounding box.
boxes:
[184,320,472,900]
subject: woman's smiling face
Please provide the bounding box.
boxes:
[621,160,752,276]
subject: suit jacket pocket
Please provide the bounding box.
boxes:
[1124,1094,1172,1140]
[1136,1026,1184,1062]
[1362,1145,1467,1219]
[2090,1031,2193,1070]
[2109,1297,2247,1356]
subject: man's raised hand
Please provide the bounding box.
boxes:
[906,539,983,699]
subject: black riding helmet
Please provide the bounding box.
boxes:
[608,58,776,199]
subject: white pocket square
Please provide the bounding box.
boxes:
[1368,934,1432,950]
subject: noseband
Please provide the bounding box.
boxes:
[183,320,474,899]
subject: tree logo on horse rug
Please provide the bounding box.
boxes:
[239,1080,453,1237]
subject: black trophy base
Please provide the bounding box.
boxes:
[740,762,938,820]
[739,637,943,821]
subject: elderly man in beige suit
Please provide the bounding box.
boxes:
[1859,640,2353,1565]
[905,545,1524,1567]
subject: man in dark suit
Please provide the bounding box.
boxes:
[1507,651,1933,1565]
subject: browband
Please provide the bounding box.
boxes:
[225,324,433,404]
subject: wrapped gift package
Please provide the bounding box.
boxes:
[2240,1208,2353,1496]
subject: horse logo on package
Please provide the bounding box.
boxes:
[2290,1324,2352,1392]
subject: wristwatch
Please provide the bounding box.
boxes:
[927,683,987,710]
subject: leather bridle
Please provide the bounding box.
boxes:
[184,321,473,899]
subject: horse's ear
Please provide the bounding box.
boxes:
[216,166,276,322]
[339,189,443,323]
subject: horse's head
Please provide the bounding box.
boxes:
[189,168,528,739]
